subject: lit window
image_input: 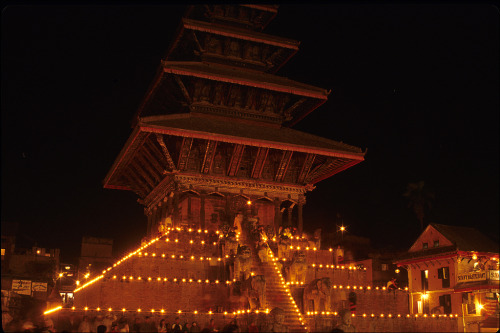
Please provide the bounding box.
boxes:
[1,248,5,256]
[422,243,428,249]
[433,240,439,247]
[381,264,388,271]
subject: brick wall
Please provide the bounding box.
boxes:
[291,287,409,315]
[306,266,368,286]
[75,275,232,312]
[305,315,460,332]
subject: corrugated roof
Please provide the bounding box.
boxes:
[431,223,499,253]
[141,114,364,156]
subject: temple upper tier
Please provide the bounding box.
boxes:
[104,4,365,236]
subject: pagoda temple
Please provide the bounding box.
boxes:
[72,5,373,332]
[103,4,365,239]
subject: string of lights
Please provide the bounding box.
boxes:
[107,276,237,285]
[268,251,308,331]
[309,263,367,270]
[74,226,244,293]
[44,306,273,316]
[74,231,171,293]
[136,253,221,261]
[305,312,460,318]
[44,305,462,319]
[285,282,409,291]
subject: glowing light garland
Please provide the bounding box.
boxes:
[309,263,367,271]
[268,251,308,332]
[74,231,171,293]
[109,275,235,285]
[305,312,460,318]
[285,282,408,291]
[65,307,271,316]
[136,252,222,262]
[74,227,225,293]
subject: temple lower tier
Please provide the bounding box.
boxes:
[146,187,304,238]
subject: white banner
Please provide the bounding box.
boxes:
[12,280,32,295]
[32,282,48,292]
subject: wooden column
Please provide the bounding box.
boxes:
[150,208,155,237]
[274,199,282,234]
[298,202,304,235]
[200,194,206,229]
[187,195,192,224]
[161,199,168,223]
[287,206,293,228]
[173,191,180,227]
[225,195,232,226]
[167,192,174,217]
[153,205,158,234]
[147,212,152,237]
[158,200,167,232]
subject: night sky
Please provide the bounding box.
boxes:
[2,4,498,263]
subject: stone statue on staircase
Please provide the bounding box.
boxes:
[264,307,289,333]
[286,250,307,283]
[240,275,266,310]
[234,245,253,280]
[334,309,356,332]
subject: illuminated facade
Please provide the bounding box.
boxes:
[94,6,365,331]
[395,223,499,329]
[65,7,475,331]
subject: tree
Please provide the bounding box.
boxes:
[403,181,435,231]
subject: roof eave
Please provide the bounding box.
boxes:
[103,126,142,189]
[139,123,365,160]
[162,62,329,100]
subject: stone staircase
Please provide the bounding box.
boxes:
[251,249,308,332]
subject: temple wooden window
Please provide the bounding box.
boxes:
[438,266,450,288]
[433,240,439,247]
[422,242,428,249]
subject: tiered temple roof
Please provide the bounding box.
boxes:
[105,4,365,219]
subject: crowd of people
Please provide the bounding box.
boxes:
[4,313,265,333]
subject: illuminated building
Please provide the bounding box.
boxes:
[74,5,365,331]
[102,5,365,238]
[395,223,499,329]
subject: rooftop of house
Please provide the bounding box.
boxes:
[431,223,499,253]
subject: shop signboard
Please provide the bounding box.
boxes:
[457,271,487,283]
[487,270,499,281]
[32,282,48,292]
[12,280,32,295]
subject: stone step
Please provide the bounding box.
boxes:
[246,244,306,332]
[265,286,287,289]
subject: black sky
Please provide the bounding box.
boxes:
[2,3,498,263]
